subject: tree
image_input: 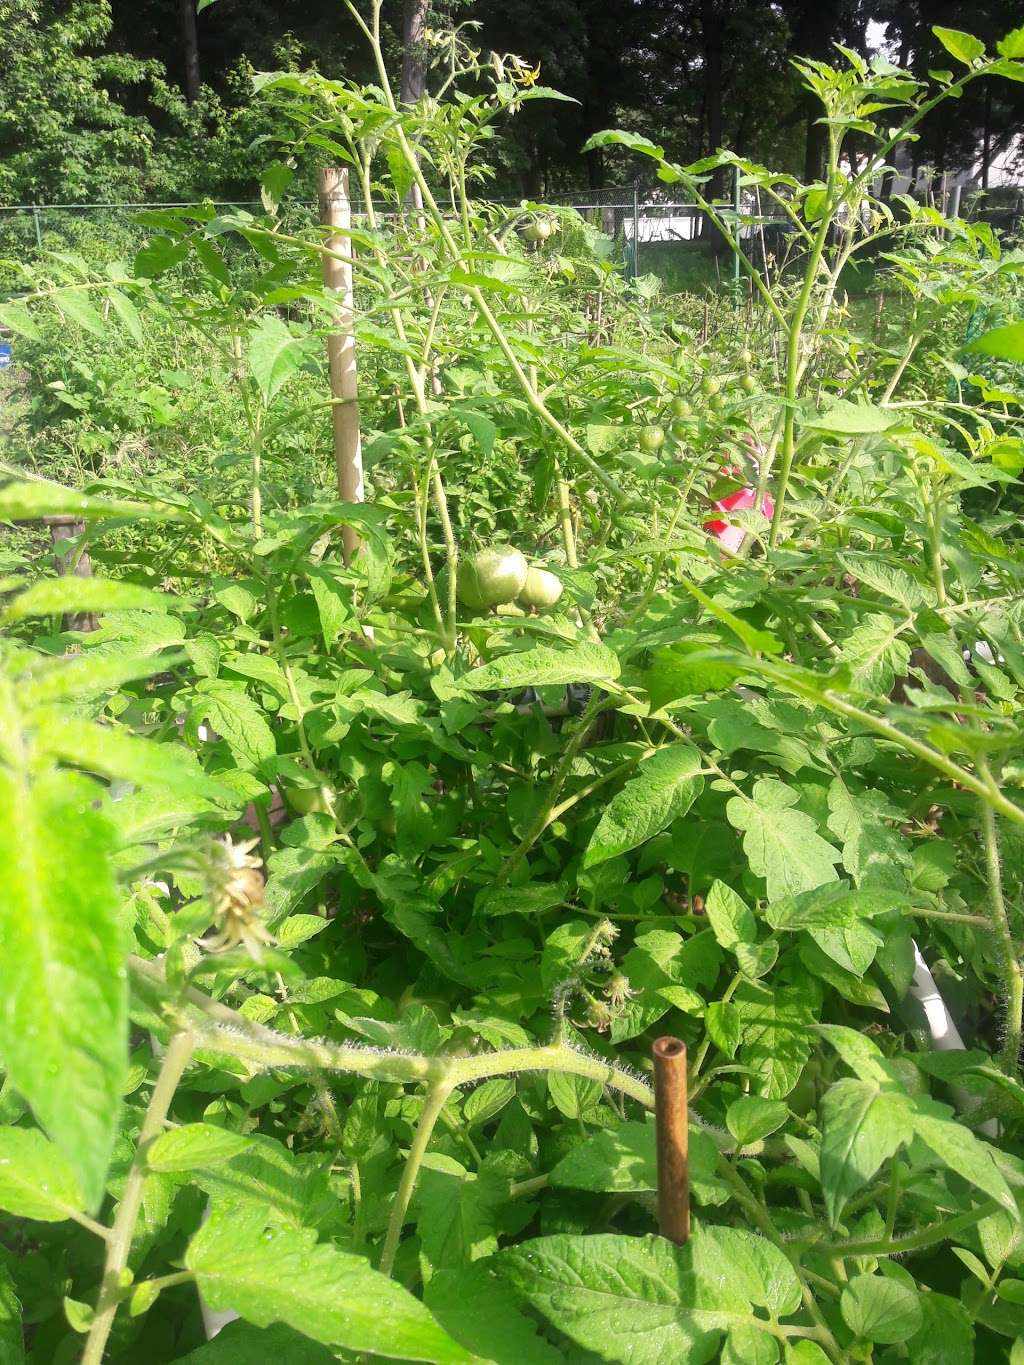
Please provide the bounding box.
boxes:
[0,0,157,203]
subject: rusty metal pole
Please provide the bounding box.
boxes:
[652,1036,689,1244]
[318,167,363,566]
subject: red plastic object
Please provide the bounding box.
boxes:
[704,468,774,553]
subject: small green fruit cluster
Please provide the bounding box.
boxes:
[457,547,563,612]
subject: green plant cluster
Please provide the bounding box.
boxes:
[1,10,1024,1364]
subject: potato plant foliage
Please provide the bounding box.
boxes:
[3,8,1024,1363]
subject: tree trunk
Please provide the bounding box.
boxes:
[981,84,993,191]
[400,0,429,107]
[180,0,200,103]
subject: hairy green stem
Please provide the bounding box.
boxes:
[379,1079,454,1276]
[129,954,654,1108]
[978,774,1022,1073]
[814,1198,1000,1259]
[768,148,835,548]
[81,1031,195,1365]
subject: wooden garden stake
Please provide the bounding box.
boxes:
[318,167,364,565]
[652,1035,689,1244]
[44,515,98,633]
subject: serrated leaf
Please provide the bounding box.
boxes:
[805,399,900,434]
[0,767,126,1210]
[106,289,144,343]
[248,315,310,406]
[703,880,756,950]
[734,983,816,1098]
[765,882,901,931]
[820,1079,913,1225]
[425,1261,562,1365]
[498,1228,798,1364]
[0,1127,84,1221]
[36,716,234,804]
[836,554,930,610]
[415,1155,506,1275]
[17,651,175,707]
[906,1293,974,1365]
[998,27,1024,59]
[56,291,107,336]
[583,743,703,867]
[194,682,276,767]
[4,577,173,621]
[727,780,840,901]
[190,1136,329,1228]
[0,481,177,524]
[459,641,620,691]
[0,1262,23,1364]
[186,1202,473,1362]
[909,1103,1017,1215]
[838,612,911,693]
[706,1001,742,1057]
[933,26,985,65]
[146,1124,255,1173]
[0,302,41,339]
[550,1121,657,1192]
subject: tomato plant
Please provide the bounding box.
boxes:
[1,10,1024,1365]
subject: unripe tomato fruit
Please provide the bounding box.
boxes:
[517,565,564,610]
[740,373,757,394]
[284,784,334,816]
[668,419,689,443]
[640,425,666,452]
[457,545,528,610]
[700,376,721,397]
[523,218,552,243]
[738,347,754,366]
[671,396,692,419]
[709,393,725,412]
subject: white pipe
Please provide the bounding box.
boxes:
[909,942,999,1137]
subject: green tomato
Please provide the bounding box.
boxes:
[708,393,725,412]
[284,784,334,816]
[457,545,528,610]
[740,373,757,394]
[517,565,564,610]
[523,218,553,243]
[639,424,666,452]
[668,419,689,444]
[700,375,721,397]
[738,347,754,366]
[670,396,692,419]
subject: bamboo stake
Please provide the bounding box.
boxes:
[319,167,364,565]
[652,1036,689,1244]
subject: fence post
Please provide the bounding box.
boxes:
[318,167,364,566]
[632,183,641,281]
[33,208,42,251]
[733,166,741,291]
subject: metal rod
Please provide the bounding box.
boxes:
[652,1035,689,1245]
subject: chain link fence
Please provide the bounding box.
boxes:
[1,178,1021,294]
